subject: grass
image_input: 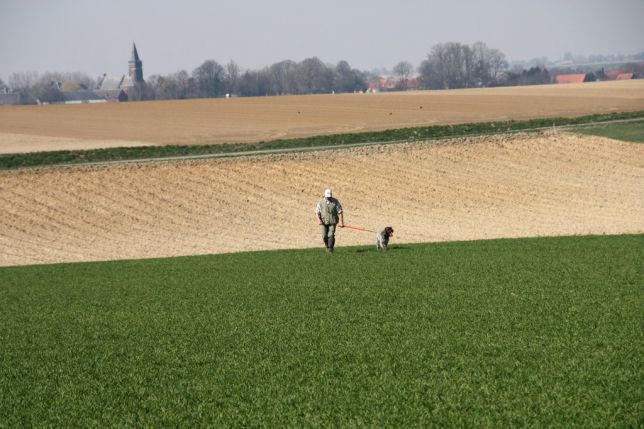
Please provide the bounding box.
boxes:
[1,110,643,169]
[572,120,644,143]
[1,234,642,427]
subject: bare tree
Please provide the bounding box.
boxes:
[462,45,475,88]
[471,42,491,86]
[192,60,225,98]
[146,74,160,98]
[173,70,193,98]
[30,74,64,103]
[147,70,193,100]
[393,61,413,90]
[8,71,39,93]
[443,42,470,88]
[238,69,272,96]
[419,43,451,89]
[334,60,353,92]
[224,60,240,95]
[294,57,333,94]
[333,60,367,93]
[420,42,507,89]
[238,71,256,96]
[488,49,508,84]
[268,60,297,95]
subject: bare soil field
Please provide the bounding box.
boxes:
[0,133,152,154]
[1,80,643,154]
[1,132,642,266]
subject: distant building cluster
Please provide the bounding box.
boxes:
[0,43,149,105]
[554,70,639,84]
[368,75,421,93]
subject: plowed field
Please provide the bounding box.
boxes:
[1,132,642,266]
[1,80,644,153]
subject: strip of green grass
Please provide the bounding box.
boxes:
[573,120,644,143]
[1,235,642,427]
[2,110,643,169]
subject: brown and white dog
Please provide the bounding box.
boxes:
[376,227,394,251]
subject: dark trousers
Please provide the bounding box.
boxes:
[321,224,337,248]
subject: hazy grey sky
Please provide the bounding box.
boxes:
[1,0,643,80]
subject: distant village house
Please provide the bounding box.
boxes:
[369,75,421,92]
[616,72,638,80]
[0,43,149,105]
[555,69,639,84]
[554,73,594,84]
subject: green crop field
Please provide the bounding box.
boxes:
[1,235,642,427]
[573,120,644,143]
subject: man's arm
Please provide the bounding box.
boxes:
[336,199,345,227]
[315,202,323,224]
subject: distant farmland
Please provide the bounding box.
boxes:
[1,80,644,153]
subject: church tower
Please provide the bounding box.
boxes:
[129,43,144,83]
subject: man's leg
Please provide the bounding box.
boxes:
[321,224,329,250]
[328,224,337,252]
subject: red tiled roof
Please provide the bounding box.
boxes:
[616,73,634,80]
[555,74,586,84]
[606,70,621,80]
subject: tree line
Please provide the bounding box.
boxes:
[149,41,512,99]
[1,71,96,103]
[147,57,371,99]
[418,41,508,89]
[4,41,640,104]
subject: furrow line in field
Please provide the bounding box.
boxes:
[13,176,135,252]
[105,173,194,233]
[0,213,97,263]
[0,190,99,250]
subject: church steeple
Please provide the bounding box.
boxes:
[128,43,143,83]
[130,43,140,63]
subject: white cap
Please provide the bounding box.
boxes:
[324,188,332,197]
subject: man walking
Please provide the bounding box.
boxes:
[315,188,344,253]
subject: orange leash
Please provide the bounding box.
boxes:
[341,225,376,233]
